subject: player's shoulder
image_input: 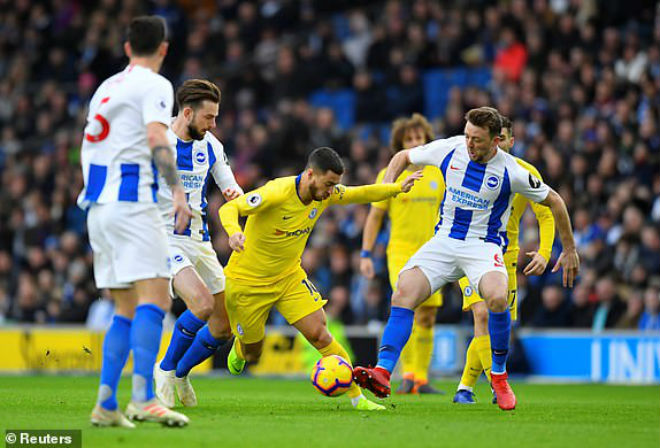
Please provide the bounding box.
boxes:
[513,156,543,178]
[204,131,225,157]
[375,167,387,182]
[265,176,297,194]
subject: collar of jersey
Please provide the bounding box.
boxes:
[295,173,305,205]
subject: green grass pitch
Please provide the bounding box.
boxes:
[1,376,658,448]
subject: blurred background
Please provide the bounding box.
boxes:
[0,0,658,381]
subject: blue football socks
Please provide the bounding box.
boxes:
[176,325,227,378]
[160,310,206,372]
[98,315,132,410]
[130,303,165,402]
[489,309,511,374]
[376,306,415,373]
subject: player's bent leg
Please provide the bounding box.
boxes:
[293,310,384,410]
[93,288,136,427]
[156,268,212,407]
[454,302,490,404]
[173,292,233,406]
[127,278,191,424]
[411,306,443,395]
[478,272,515,411]
[228,338,262,375]
[355,267,431,398]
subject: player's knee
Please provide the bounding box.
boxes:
[307,327,332,348]
[393,283,420,309]
[190,291,215,320]
[472,304,489,328]
[486,292,508,312]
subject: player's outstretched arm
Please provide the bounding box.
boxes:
[382,150,412,183]
[148,122,192,234]
[329,171,422,206]
[360,207,386,279]
[523,200,556,276]
[540,189,580,287]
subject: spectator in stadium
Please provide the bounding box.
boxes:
[531,284,572,328]
[592,277,627,331]
[638,286,660,331]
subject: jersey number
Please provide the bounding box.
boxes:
[84,97,111,143]
[301,279,319,296]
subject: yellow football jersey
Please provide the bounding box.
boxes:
[506,158,555,260]
[372,165,445,256]
[219,175,404,284]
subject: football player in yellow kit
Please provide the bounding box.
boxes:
[218,146,421,411]
[360,113,445,394]
[453,116,555,404]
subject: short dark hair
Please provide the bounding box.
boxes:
[307,147,345,175]
[176,79,221,110]
[127,16,167,56]
[465,107,502,138]
[500,115,513,133]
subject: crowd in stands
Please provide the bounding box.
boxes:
[0,0,659,332]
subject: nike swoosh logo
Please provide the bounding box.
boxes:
[282,216,292,220]
[450,164,462,170]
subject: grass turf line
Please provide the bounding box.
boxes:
[0,376,658,448]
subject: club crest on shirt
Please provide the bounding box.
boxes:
[308,208,318,219]
[246,193,262,208]
[486,175,500,190]
[464,285,473,297]
[195,151,206,164]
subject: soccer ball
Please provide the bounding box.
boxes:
[310,355,353,397]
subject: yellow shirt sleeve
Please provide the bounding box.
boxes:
[218,180,287,236]
[371,169,390,211]
[521,161,555,261]
[327,182,402,206]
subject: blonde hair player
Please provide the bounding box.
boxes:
[360,113,445,394]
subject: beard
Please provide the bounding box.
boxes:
[188,123,206,140]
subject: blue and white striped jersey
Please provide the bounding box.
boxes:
[409,135,550,247]
[77,65,174,209]
[157,128,242,242]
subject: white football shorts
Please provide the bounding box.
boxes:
[168,236,225,295]
[400,234,508,295]
[87,202,170,289]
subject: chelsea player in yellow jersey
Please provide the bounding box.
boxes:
[360,113,445,395]
[453,116,556,404]
[218,147,421,411]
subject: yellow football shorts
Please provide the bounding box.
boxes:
[224,269,327,344]
[460,250,518,320]
[389,253,443,308]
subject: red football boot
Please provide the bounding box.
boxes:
[491,372,516,410]
[353,366,391,398]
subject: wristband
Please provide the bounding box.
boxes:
[360,250,372,258]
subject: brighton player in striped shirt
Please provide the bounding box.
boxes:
[153,79,243,408]
[360,113,445,395]
[80,17,192,427]
[453,116,555,404]
[355,107,579,411]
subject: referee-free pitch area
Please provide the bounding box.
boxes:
[1,376,658,448]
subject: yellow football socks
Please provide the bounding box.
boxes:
[475,334,492,382]
[459,337,482,389]
[413,325,434,382]
[399,323,416,379]
[319,339,362,399]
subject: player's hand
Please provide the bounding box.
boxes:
[172,187,193,234]
[229,232,246,253]
[360,257,375,279]
[400,170,423,193]
[223,187,242,201]
[551,248,580,287]
[523,251,548,276]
